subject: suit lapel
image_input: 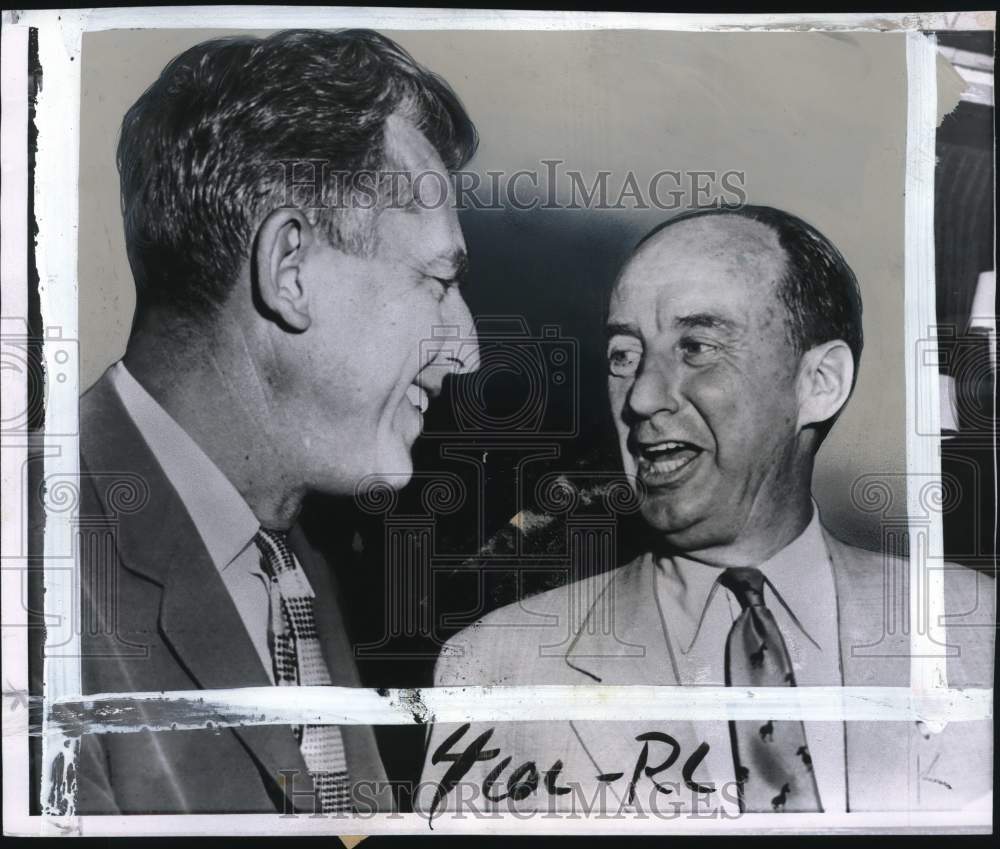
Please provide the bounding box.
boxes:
[563,554,674,687]
[563,534,921,811]
[81,372,313,804]
[158,550,316,803]
[562,556,710,796]
[536,526,969,813]
[824,529,913,810]
[823,529,910,688]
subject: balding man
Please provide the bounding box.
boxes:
[419,206,994,820]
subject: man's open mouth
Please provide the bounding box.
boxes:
[635,440,703,481]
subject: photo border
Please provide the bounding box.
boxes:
[1,6,994,837]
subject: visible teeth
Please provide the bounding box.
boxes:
[646,441,687,453]
[644,453,695,474]
[637,439,700,477]
[406,384,429,414]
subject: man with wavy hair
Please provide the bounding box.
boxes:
[79,29,479,814]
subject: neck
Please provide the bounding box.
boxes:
[123,315,304,529]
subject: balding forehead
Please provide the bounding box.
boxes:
[608,217,793,341]
[639,214,782,262]
[617,214,785,292]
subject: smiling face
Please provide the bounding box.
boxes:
[278,115,477,495]
[606,215,810,558]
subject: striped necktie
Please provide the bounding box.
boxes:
[255,527,351,813]
[720,566,822,813]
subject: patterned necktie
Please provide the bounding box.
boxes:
[720,567,822,812]
[255,527,352,813]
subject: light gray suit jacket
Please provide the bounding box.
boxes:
[420,528,994,816]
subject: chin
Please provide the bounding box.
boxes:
[385,466,414,490]
[640,494,713,546]
[646,508,741,557]
[371,441,415,489]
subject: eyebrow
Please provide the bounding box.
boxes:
[605,313,740,340]
[674,312,739,332]
[605,321,642,340]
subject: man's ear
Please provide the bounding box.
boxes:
[796,339,855,430]
[253,208,315,332]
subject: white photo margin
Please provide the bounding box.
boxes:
[0,6,994,838]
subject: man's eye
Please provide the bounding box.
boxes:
[608,348,641,378]
[679,338,717,362]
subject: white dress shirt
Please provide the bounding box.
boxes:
[654,507,846,812]
[109,361,315,683]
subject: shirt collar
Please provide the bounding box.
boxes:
[108,361,260,570]
[656,503,827,651]
[759,504,827,597]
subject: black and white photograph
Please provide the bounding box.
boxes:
[0,6,995,839]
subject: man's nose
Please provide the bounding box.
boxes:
[625,357,681,419]
[436,289,479,375]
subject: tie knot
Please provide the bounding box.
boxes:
[719,567,766,610]
[254,527,295,577]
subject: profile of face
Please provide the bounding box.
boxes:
[606,216,819,556]
[258,114,478,495]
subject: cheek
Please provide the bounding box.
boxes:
[384,288,444,342]
[685,367,743,421]
[687,368,783,454]
[363,303,430,373]
[729,388,798,466]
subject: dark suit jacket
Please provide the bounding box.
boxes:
[420,528,995,814]
[77,370,392,814]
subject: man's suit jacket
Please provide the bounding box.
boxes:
[76,372,391,814]
[420,528,994,814]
